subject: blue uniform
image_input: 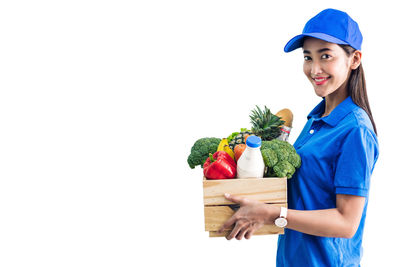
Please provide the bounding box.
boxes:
[276,96,379,267]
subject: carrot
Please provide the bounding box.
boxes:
[234,144,246,162]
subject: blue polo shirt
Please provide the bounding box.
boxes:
[276,96,379,267]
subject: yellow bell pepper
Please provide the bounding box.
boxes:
[217,138,235,161]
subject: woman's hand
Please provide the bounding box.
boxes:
[217,193,280,240]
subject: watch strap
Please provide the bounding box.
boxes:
[280,207,288,218]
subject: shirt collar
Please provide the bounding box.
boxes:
[307,96,358,127]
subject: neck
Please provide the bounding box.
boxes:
[322,85,349,117]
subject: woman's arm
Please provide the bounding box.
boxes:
[218,193,365,240]
[286,194,365,238]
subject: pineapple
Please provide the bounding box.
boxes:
[228,130,253,151]
[250,105,284,141]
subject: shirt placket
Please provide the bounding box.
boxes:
[297,119,323,148]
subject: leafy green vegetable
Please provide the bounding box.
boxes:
[187,137,221,169]
[227,132,239,143]
[227,128,249,143]
[261,139,301,178]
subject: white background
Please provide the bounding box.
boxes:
[1,0,398,266]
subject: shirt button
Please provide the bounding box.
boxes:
[309,129,315,134]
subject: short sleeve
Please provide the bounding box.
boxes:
[334,126,379,197]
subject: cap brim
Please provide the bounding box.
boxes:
[284,32,349,53]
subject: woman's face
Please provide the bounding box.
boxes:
[302,38,355,98]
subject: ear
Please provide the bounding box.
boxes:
[351,51,362,70]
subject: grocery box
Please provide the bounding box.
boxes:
[203,177,287,237]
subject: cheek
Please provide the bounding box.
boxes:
[303,63,310,77]
[329,65,349,83]
[327,59,351,79]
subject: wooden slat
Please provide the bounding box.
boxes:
[204,203,287,236]
[203,177,287,206]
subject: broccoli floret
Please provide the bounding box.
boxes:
[273,160,296,178]
[187,137,221,169]
[288,152,301,168]
[261,141,270,151]
[261,148,278,167]
[276,148,289,162]
[260,139,301,178]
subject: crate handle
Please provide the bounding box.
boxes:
[228,204,240,212]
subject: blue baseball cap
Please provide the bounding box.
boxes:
[284,8,363,53]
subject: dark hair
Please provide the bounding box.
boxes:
[339,44,378,135]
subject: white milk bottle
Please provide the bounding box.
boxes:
[237,135,265,178]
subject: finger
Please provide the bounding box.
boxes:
[245,227,256,240]
[226,221,244,240]
[218,215,237,234]
[236,226,250,240]
[245,223,263,239]
[224,193,249,205]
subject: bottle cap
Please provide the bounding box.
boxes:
[246,135,261,148]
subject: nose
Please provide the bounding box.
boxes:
[311,61,323,75]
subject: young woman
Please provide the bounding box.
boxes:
[217,9,379,266]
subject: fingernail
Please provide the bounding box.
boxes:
[225,193,230,198]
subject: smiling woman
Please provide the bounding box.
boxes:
[277,9,380,266]
[217,8,380,267]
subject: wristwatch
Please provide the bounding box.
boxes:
[274,207,288,228]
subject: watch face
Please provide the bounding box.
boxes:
[275,217,287,228]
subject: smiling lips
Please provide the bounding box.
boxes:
[313,76,330,85]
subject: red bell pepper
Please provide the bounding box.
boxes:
[203,151,236,179]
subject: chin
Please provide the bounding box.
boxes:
[313,88,328,98]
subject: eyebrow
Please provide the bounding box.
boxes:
[303,48,332,54]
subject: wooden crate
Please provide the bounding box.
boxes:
[203,177,287,237]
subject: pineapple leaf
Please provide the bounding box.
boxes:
[249,105,285,141]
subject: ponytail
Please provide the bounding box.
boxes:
[339,45,378,135]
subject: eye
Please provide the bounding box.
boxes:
[321,54,331,59]
[304,56,312,61]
